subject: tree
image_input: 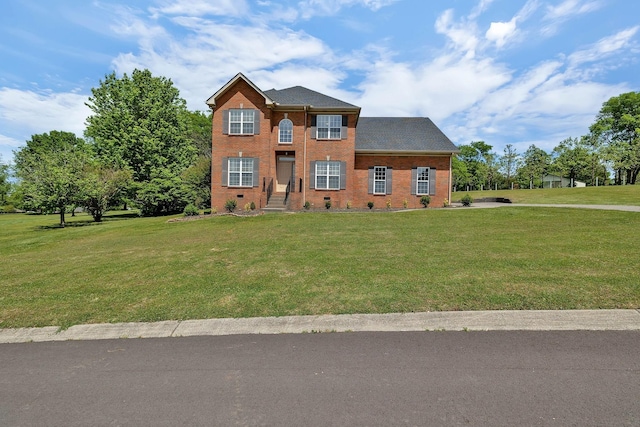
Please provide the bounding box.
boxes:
[589,92,640,185]
[185,110,212,159]
[499,144,519,188]
[85,69,197,214]
[518,145,550,189]
[550,138,590,185]
[182,110,212,208]
[13,131,90,226]
[81,164,132,222]
[455,141,497,190]
[0,156,10,206]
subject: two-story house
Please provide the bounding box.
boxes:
[206,73,459,211]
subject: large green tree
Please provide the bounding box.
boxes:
[13,131,90,226]
[550,137,607,186]
[455,141,498,190]
[85,69,197,214]
[589,91,640,185]
[517,145,550,189]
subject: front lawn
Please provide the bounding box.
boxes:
[1,207,638,328]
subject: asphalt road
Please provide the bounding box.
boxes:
[1,331,639,426]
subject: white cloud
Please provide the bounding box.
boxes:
[435,9,479,58]
[149,0,248,17]
[569,26,639,66]
[486,19,517,48]
[545,0,602,20]
[542,0,603,35]
[0,88,89,137]
[485,0,539,49]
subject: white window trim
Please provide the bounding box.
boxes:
[315,161,340,190]
[228,158,254,187]
[229,109,254,135]
[373,166,386,195]
[416,167,430,195]
[316,115,342,140]
[279,118,293,144]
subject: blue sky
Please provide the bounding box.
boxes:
[1,0,638,165]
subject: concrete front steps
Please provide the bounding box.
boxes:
[262,193,289,212]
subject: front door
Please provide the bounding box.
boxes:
[276,156,295,192]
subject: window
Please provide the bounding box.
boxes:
[416,167,430,195]
[229,109,254,135]
[228,158,254,187]
[373,166,386,194]
[316,115,342,139]
[279,118,293,143]
[316,161,341,190]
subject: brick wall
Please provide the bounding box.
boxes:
[353,154,452,209]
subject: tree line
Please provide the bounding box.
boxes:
[1,69,212,226]
[453,91,640,191]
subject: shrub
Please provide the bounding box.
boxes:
[183,204,199,216]
[367,201,374,209]
[386,199,392,209]
[403,199,408,209]
[225,199,237,212]
[203,208,212,215]
[304,201,310,210]
[244,202,251,212]
[443,198,450,208]
[250,201,256,210]
[346,200,352,209]
[461,194,473,207]
[325,200,332,209]
[420,195,431,208]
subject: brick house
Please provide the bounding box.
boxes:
[206,73,459,211]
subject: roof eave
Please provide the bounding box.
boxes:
[355,149,460,156]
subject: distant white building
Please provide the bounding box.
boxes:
[542,174,586,188]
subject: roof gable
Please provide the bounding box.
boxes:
[205,73,274,108]
[355,117,459,154]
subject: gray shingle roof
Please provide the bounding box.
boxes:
[355,117,459,153]
[264,86,359,109]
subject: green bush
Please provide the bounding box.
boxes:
[250,201,256,210]
[325,200,332,209]
[461,194,473,207]
[304,201,310,210]
[183,204,199,216]
[367,201,374,209]
[420,195,431,208]
[203,208,212,215]
[225,199,237,212]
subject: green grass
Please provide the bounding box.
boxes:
[452,184,640,205]
[1,206,639,328]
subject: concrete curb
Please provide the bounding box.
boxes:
[1,310,639,344]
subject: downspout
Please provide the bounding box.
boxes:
[303,105,308,207]
[449,154,453,204]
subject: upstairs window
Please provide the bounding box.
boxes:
[223,109,260,135]
[316,115,342,139]
[229,109,254,135]
[279,118,293,144]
